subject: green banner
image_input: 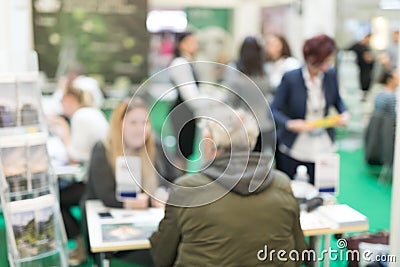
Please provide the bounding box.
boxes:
[33,0,149,83]
[185,7,231,32]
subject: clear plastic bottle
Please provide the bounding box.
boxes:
[294,165,310,183]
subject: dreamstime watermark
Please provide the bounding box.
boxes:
[257,239,397,264]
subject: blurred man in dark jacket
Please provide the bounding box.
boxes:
[349,34,375,100]
[150,107,307,266]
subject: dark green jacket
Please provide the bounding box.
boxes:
[150,153,307,266]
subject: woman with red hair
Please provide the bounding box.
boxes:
[271,34,350,184]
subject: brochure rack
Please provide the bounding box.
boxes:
[0,73,68,267]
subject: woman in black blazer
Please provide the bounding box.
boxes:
[271,34,349,184]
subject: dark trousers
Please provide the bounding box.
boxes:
[60,181,86,239]
[275,149,315,184]
[170,100,196,160]
[175,118,196,159]
[254,129,276,153]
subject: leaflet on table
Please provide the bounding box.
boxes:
[6,194,57,257]
[115,156,141,201]
[101,222,154,242]
[108,208,164,223]
[100,209,164,243]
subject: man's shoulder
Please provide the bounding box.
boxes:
[173,170,293,193]
[269,170,293,194]
[174,173,213,187]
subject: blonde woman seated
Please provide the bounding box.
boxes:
[84,97,167,209]
[82,97,168,265]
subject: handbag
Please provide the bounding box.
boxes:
[344,231,389,267]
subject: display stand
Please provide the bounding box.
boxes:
[0,72,68,267]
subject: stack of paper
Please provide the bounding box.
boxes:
[316,204,368,228]
[300,211,331,231]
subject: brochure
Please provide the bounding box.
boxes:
[101,223,152,242]
[115,156,142,201]
[7,194,57,257]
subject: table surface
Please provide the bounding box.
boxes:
[86,200,369,253]
[86,200,164,253]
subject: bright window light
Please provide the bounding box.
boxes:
[371,16,390,50]
[146,10,187,33]
[380,0,400,9]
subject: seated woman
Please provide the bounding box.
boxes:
[47,82,109,266]
[365,69,398,166]
[82,97,168,266]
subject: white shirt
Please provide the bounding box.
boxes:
[264,57,301,89]
[68,107,109,163]
[169,57,206,111]
[287,67,336,162]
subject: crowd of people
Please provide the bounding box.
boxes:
[45,30,398,266]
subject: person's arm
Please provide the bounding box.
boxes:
[271,73,292,128]
[88,143,123,208]
[292,207,308,267]
[271,73,313,133]
[47,115,81,164]
[150,204,181,267]
[67,113,94,163]
[169,58,204,110]
[284,179,307,266]
[292,205,308,252]
[330,69,350,126]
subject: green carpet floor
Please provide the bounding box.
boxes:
[337,149,392,232]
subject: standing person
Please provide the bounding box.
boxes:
[150,108,307,266]
[225,36,270,100]
[47,84,109,265]
[169,32,202,169]
[264,34,300,93]
[82,98,168,266]
[349,33,375,100]
[271,34,349,184]
[223,36,273,152]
